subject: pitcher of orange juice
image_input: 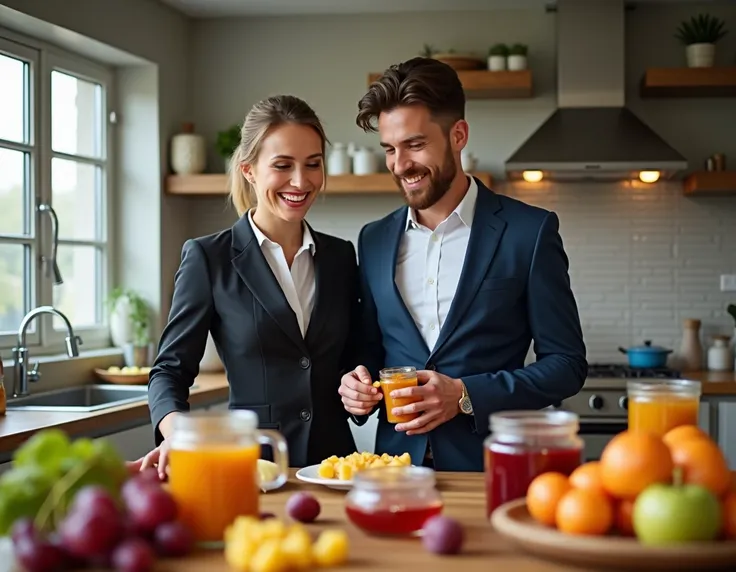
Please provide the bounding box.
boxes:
[378,366,422,424]
[167,410,289,547]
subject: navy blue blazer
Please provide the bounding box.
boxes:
[354,178,587,472]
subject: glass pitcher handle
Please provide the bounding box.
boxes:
[258,429,289,491]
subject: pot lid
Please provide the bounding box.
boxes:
[627,340,670,353]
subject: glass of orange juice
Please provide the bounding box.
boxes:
[627,379,702,437]
[167,410,288,547]
[379,366,421,424]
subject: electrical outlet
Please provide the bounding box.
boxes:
[720,274,736,292]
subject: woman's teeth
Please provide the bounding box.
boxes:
[279,193,307,203]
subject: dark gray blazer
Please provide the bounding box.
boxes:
[147,215,359,467]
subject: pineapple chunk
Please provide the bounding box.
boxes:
[280,525,313,569]
[317,462,335,479]
[337,463,353,481]
[250,538,287,572]
[312,530,350,567]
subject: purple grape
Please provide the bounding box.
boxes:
[135,468,163,485]
[421,515,464,555]
[153,521,194,557]
[125,485,178,533]
[11,518,37,545]
[285,492,321,523]
[58,503,123,558]
[111,538,155,572]
[13,534,66,572]
[71,485,120,517]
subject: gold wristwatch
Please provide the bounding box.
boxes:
[458,381,473,415]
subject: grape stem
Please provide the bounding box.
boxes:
[34,456,97,532]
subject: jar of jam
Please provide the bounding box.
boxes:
[627,379,701,437]
[345,466,443,536]
[484,410,583,518]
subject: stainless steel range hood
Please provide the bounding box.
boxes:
[505,0,688,182]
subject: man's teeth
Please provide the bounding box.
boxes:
[404,174,425,184]
[280,193,307,203]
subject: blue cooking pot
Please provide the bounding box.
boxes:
[618,340,673,368]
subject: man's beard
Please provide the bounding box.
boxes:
[393,145,457,211]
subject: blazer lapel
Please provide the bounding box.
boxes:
[429,184,507,359]
[385,208,431,357]
[230,216,308,354]
[304,227,331,347]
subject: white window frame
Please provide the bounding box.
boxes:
[0,29,114,358]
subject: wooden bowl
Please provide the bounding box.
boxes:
[431,53,485,71]
[491,498,736,570]
[94,368,149,385]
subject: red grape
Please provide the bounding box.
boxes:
[153,521,194,557]
[125,485,178,533]
[11,518,36,545]
[14,534,66,572]
[111,538,155,572]
[421,515,464,555]
[135,468,163,485]
[58,503,123,558]
[285,492,321,523]
[71,485,120,517]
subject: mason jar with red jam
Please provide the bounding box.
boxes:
[484,410,583,518]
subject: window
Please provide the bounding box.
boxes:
[0,33,113,356]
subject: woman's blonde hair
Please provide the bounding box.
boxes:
[228,95,329,217]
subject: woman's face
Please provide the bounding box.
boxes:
[242,123,324,224]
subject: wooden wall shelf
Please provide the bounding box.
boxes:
[368,70,533,99]
[166,172,493,196]
[683,171,736,196]
[641,67,736,98]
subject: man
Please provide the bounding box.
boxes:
[338,57,587,472]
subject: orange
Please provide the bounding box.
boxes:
[668,437,731,497]
[662,424,708,448]
[526,472,572,527]
[555,488,613,536]
[569,462,607,496]
[599,431,673,500]
[614,499,635,537]
[722,492,736,540]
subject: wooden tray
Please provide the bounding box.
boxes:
[94,368,149,385]
[491,498,736,570]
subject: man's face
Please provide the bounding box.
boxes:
[377,105,466,210]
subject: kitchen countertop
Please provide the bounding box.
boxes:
[2,369,736,460]
[0,373,229,458]
[128,470,612,572]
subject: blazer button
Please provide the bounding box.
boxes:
[300,409,312,422]
[299,357,310,369]
[426,363,436,371]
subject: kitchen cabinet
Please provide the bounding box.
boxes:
[101,423,155,462]
[718,402,736,469]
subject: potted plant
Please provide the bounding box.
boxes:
[675,13,728,68]
[215,124,242,172]
[108,288,152,367]
[507,43,528,71]
[487,44,509,71]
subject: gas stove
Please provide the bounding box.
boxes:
[587,363,681,379]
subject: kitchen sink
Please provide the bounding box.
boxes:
[6,384,151,413]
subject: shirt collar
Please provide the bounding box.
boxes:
[247,208,316,254]
[405,174,478,231]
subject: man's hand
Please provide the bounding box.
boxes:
[339,365,382,416]
[390,370,464,435]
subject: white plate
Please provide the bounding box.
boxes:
[295,464,354,490]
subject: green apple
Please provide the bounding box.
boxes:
[632,483,722,545]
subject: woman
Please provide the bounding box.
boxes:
[136,95,360,478]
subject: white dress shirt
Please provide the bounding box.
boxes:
[395,176,478,351]
[248,209,316,337]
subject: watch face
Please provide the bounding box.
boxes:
[460,399,473,414]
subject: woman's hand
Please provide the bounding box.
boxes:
[127,440,171,481]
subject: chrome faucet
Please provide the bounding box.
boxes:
[12,306,82,397]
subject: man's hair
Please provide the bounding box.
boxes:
[356,57,465,133]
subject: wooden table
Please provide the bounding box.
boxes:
[147,471,610,572]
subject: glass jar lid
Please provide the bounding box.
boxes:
[172,410,258,441]
[627,379,701,398]
[352,466,436,491]
[489,410,580,441]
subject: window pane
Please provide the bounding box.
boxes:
[0,147,29,236]
[53,245,100,329]
[0,243,29,334]
[52,158,100,241]
[51,70,103,158]
[0,53,28,144]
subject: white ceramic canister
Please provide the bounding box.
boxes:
[352,147,378,175]
[327,143,352,175]
[170,122,206,175]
